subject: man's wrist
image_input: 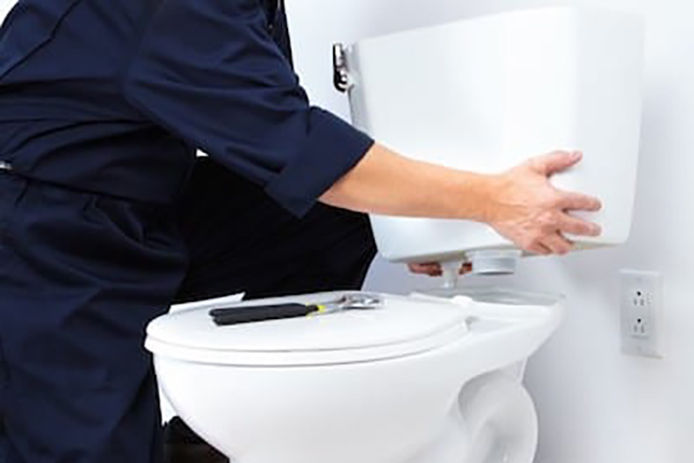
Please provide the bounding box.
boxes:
[456,172,499,224]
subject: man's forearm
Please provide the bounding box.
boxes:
[320,143,493,221]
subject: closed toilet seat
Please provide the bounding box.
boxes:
[146,292,471,367]
[147,290,562,463]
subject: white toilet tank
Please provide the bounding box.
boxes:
[336,7,645,272]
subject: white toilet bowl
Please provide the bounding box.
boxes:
[146,289,562,463]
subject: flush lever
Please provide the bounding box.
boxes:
[333,43,353,93]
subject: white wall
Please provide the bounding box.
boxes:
[0,1,12,21]
[287,1,693,462]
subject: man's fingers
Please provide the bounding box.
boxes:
[541,233,574,255]
[409,262,473,276]
[532,150,582,175]
[558,214,602,237]
[526,242,552,255]
[558,192,602,212]
[408,263,442,276]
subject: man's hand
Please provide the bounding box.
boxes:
[408,262,472,277]
[484,151,602,255]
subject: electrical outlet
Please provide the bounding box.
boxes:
[620,270,663,358]
[629,316,649,338]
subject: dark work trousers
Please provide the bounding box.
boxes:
[0,170,188,463]
[0,159,376,463]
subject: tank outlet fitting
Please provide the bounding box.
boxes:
[440,260,465,289]
[467,250,522,276]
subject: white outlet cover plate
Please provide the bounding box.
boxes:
[620,270,664,358]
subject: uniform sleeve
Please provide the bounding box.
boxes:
[122,0,374,217]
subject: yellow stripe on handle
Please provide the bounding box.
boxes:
[306,305,327,318]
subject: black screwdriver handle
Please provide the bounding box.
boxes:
[210,303,319,326]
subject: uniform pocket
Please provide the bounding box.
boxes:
[83,196,151,246]
[0,0,81,80]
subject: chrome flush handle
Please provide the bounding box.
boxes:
[333,43,353,93]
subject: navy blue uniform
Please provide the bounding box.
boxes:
[0,0,374,462]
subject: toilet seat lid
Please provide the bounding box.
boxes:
[145,292,471,366]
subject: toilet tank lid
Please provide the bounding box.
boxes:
[145,292,470,365]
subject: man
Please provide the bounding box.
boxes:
[0,1,601,462]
